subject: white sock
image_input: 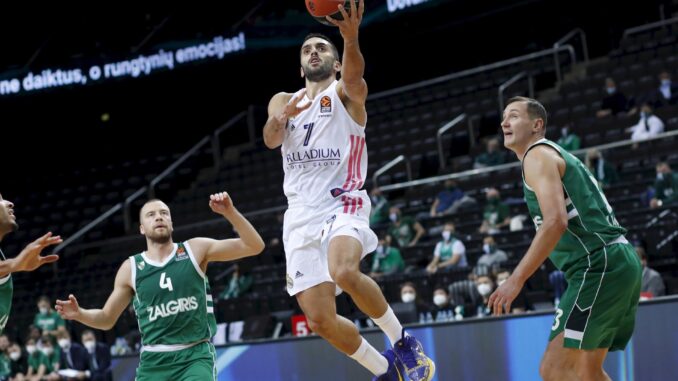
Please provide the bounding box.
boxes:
[372,306,404,347]
[349,337,389,376]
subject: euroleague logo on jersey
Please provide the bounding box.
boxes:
[320,96,332,113]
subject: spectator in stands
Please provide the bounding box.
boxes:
[476,235,508,272]
[218,264,253,300]
[82,330,112,381]
[8,342,28,381]
[388,206,425,248]
[430,287,454,321]
[426,223,467,274]
[474,274,495,317]
[636,246,666,298]
[25,337,47,381]
[369,235,404,279]
[369,187,390,226]
[585,148,619,188]
[0,335,9,380]
[648,70,678,109]
[474,138,507,169]
[399,282,430,315]
[627,102,664,142]
[549,270,567,306]
[56,330,89,380]
[596,77,629,118]
[429,179,475,217]
[26,326,41,344]
[556,123,580,152]
[495,269,531,313]
[34,296,66,338]
[37,336,59,381]
[650,162,678,208]
[478,188,511,234]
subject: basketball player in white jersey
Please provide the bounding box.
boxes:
[263,1,434,380]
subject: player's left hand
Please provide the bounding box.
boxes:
[487,275,523,316]
[209,192,234,216]
[325,0,364,40]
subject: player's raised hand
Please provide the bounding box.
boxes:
[55,294,81,320]
[277,90,311,123]
[325,0,364,40]
[209,192,235,216]
[11,232,61,273]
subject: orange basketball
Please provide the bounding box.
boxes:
[305,0,359,26]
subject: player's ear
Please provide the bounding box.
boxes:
[139,224,145,235]
[533,118,544,132]
[334,60,342,72]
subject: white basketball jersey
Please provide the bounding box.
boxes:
[282,80,368,209]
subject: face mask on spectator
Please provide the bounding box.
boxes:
[401,292,415,303]
[442,231,451,241]
[9,351,20,361]
[83,340,96,352]
[39,307,48,314]
[433,294,448,307]
[389,213,398,222]
[661,79,671,87]
[58,339,70,349]
[561,127,568,137]
[26,345,36,355]
[606,87,616,95]
[640,111,647,119]
[477,283,492,296]
[483,244,495,254]
[41,347,53,356]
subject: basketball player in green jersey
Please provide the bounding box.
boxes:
[0,193,61,334]
[488,97,641,381]
[56,192,264,380]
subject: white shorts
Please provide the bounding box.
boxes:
[282,191,378,296]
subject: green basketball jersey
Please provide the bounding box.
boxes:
[522,139,626,271]
[0,249,13,334]
[131,242,216,347]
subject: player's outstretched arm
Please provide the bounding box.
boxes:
[55,260,134,330]
[263,91,311,149]
[329,0,368,105]
[189,192,265,265]
[488,146,568,315]
[0,232,61,278]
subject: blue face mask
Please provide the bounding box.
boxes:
[640,111,648,119]
[606,87,616,95]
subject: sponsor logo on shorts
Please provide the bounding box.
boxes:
[326,215,336,224]
[320,96,332,113]
[295,271,304,279]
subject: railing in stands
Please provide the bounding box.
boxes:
[498,71,534,115]
[380,129,678,192]
[436,113,468,169]
[622,15,678,38]
[373,155,412,188]
[554,28,589,83]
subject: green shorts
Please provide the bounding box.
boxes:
[549,243,641,351]
[136,341,217,381]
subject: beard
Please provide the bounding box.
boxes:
[147,229,172,244]
[303,60,334,82]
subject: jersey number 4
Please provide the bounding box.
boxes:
[160,272,174,292]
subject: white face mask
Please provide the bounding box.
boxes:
[9,352,20,361]
[483,244,492,254]
[477,283,492,297]
[26,345,36,355]
[661,79,671,86]
[561,127,568,137]
[39,307,48,314]
[433,294,447,307]
[83,341,96,352]
[401,292,415,303]
[441,231,451,241]
[606,87,616,95]
[41,347,53,356]
[58,339,70,349]
[389,213,398,223]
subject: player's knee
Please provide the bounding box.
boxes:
[306,313,336,337]
[539,356,561,381]
[330,267,360,292]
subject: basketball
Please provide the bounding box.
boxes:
[305,0,359,26]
